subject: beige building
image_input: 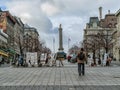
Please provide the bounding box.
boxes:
[24,25,40,62]
[24,25,39,52]
[84,10,117,64]
[115,9,120,61]
[14,16,24,57]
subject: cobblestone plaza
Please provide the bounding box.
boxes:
[0,62,120,90]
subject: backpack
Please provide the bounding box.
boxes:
[79,52,85,60]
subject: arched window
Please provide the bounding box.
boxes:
[108,23,112,28]
[114,23,117,28]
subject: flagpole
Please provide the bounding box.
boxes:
[68,39,69,51]
[53,37,55,54]
[68,38,70,53]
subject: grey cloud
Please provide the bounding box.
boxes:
[47,27,58,34]
[1,0,120,53]
[40,0,120,17]
[5,0,54,34]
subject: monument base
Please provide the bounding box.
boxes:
[56,51,66,60]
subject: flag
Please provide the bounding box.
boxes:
[53,37,55,43]
[68,38,71,41]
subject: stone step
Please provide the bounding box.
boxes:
[0,85,120,90]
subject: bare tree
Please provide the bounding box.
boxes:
[69,45,80,54]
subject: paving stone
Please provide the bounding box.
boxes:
[68,87,76,90]
[46,86,53,90]
[54,85,60,90]
[9,86,17,90]
[0,61,120,90]
[96,87,104,90]
[4,86,10,90]
[24,86,32,90]
[102,86,112,90]
[0,86,6,90]
[76,86,84,90]
[0,86,3,90]
[61,86,69,90]
[15,86,25,90]
[82,86,91,90]
[109,85,120,90]
[31,86,39,90]
[37,86,46,90]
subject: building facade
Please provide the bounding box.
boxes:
[24,25,40,63]
[0,10,16,61]
[24,25,39,52]
[0,29,8,62]
[84,12,117,64]
[115,9,120,61]
[13,16,24,62]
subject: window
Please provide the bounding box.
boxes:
[108,23,112,28]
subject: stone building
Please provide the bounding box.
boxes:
[23,24,40,64]
[0,10,16,60]
[100,12,117,55]
[100,13,117,28]
[14,16,24,60]
[0,29,8,60]
[24,24,39,52]
[84,17,101,63]
[114,9,120,61]
[84,9,117,64]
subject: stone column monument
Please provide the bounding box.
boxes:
[58,24,64,51]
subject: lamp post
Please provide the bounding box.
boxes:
[23,33,31,65]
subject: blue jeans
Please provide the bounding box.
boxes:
[78,63,85,75]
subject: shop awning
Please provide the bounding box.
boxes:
[0,51,9,57]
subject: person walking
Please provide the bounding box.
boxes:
[77,48,87,76]
[88,55,92,67]
[45,54,48,64]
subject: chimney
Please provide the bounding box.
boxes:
[0,8,2,12]
[99,7,102,20]
[108,10,110,14]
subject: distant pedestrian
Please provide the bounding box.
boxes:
[103,53,107,66]
[51,53,57,66]
[29,60,31,65]
[106,56,112,66]
[1,57,4,64]
[77,48,87,76]
[88,55,92,67]
[59,58,64,67]
[96,57,99,66]
[45,54,49,64]
[67,55,71,62]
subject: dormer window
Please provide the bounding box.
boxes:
[93,22,97,28]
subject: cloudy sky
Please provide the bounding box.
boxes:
[0,0,120,53]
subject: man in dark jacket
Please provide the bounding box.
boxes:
[77,48,87,76]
